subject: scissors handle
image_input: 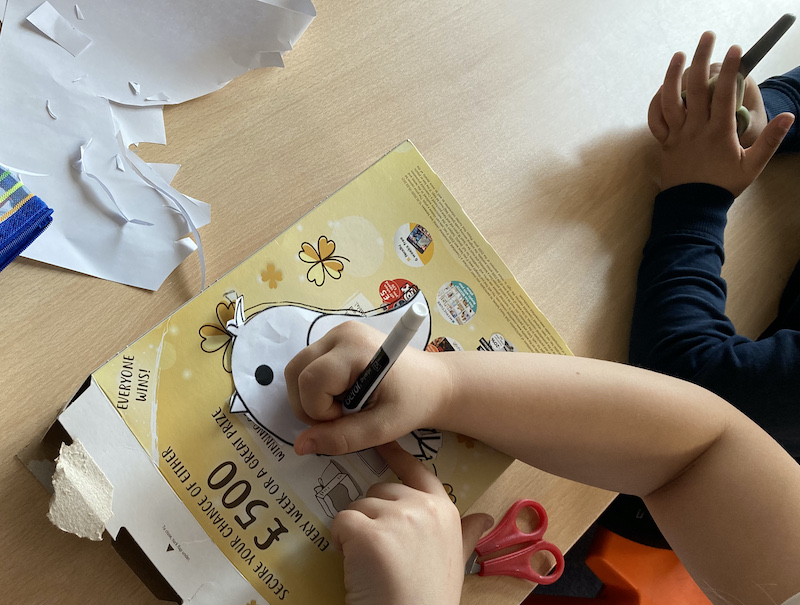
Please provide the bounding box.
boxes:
[477,540,566,584]
[475,499,548,555]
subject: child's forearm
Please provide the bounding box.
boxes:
[435,352,800,603]
[630,184,800,456]
[629,183,734,375]
[436,352,729,496]
[287,320,800,602]
[761,66,800,152]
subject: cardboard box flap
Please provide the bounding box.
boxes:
[52,379,268,604]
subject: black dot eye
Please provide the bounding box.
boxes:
[255,365,274,386]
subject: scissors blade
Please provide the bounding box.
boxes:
[464,551,481,575]
[739,13,795,78]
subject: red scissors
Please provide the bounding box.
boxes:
[465,499,565,584]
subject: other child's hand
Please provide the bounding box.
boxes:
[647,32,793,197]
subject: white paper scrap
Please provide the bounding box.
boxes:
[119,137,206,288]
[74,3,83,19]
[114,153,124,171]
[144,91,169,103]
[45,99,57,119]
[110,102,166,147]
[48,439,114,541]
[147,162,181,184]
[128,80,140,95]
[0,160,48,177]
[75,138,153,226]
[27,1,92,57]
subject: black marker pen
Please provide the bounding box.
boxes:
[341,302,428,415]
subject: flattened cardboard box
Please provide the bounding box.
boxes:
[25,141,572,604]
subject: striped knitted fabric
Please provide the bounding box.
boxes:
[0,169,54,272]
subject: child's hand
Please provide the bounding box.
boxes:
[647,31,793,197]
[284,321,451,456]
[727,65,769,148]
[649,60,769,149]
[331,442,493,605]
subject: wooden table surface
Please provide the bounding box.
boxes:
[3,1,800,603]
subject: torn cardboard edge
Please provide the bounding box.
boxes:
[48,438,114,541]
[18,377,267,605]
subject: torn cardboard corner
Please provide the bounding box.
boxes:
[22,378,267,605]
[48,439,114,541]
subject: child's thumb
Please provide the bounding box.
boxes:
[293,404,404,456]
[461,513,494,565]
[748,112,794,173]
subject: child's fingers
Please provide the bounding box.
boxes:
[738,73,769,147]
[710,45,742,127]
[376,441,445,495]
[741,73,763,110]
[294,399,406,456]
[331,508,366,552]
[676,62,719,99]
[745,112,794,178]
[686,31,715,124]
[286,321,384,424]
[659,52,686,135]
[285,338,335,424]
[461,513,494,565]
[365,481,409,502]
[347,496,393,520]
[648,87,670,142]
[295,348,356,422]
[707,62,722,80]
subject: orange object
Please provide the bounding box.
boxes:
[522,527,712,605]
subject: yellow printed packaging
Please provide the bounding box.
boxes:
[47,141,572,604]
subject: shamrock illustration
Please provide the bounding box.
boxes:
[198,300,236,373]
[298,236,349,286]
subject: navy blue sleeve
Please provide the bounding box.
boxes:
[760,66,800,152]
[629,183,800,457]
